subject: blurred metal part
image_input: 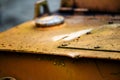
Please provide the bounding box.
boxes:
[34,0,49,19]
[61,0,120,13]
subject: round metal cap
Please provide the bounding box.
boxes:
[35,15,64,27]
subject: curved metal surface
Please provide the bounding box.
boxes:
[0,52,120,80]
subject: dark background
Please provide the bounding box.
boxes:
[0,0,61,32]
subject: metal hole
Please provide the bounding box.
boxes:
[0,77,16,80]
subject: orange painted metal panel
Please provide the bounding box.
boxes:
[0,52,120,80]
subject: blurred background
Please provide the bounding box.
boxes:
[0,0,120,32]
[0,0,61,32]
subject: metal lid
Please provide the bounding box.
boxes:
[35,15,64,27]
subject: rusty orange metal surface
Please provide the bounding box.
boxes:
[0,1,120,80]
[0,15,120,60]
[59,24,120,52]
[0,8,120,80]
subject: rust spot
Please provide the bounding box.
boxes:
[94,46,101,49]
[61,43,68,47]
[8,44,12,47]
[108,21,114,24]
[86,32,92,35]
[1,44,6,47]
